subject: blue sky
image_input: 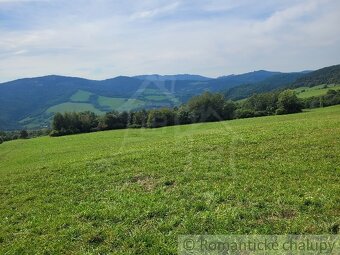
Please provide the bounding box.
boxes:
[0,0,339,82]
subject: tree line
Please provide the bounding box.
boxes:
[2,88,339,142]
[0,129,50,144]
[49,89,304,137]
[302,89,340,109]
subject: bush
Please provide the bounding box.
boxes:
[127,124,142,128]
[275,108,286,115]
[254,111,269,117]
[147,108,176,128]
[11,134,19,140]
[235,109,255,118]
[49,130,62,137]
[19,130,28,139]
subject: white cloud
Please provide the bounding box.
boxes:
[0,0,339,82]
[130,2,180,20]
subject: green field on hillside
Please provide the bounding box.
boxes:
[144,95,169,101]
[46,102,104,115]
[137,88,181,105]
[70,90,94,102]
[295,84,340,98]
[97,96,145,112]
[18,88,183,129]
[1,106,339,254]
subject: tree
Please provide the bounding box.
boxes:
[19,130,28,139]
[52,112,64,131]
[276,90,302,114]
[323,89,340,106]
[242,92,278,115]
[51,111,99,136]
[78,111,98,132]
[147,108,176,128]
[119,111,129,128]
[132,110,148,128]
[176,106,192,125]
[98,111,128,130]
[222,100,236,120]
[0,131,5,143]
[187,92,226,122]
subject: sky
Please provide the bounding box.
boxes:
[0,0,339,82]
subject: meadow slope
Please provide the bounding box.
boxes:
[0,106,339,254]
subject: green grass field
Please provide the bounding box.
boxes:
[46,102,104,115]
[70,90,94,102]
[1,106,339,254]
[137,88,181,105]
[295,84,340,98]
[144,95,169,101]
[97,96,145,112]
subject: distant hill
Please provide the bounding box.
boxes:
[0,71,284,130]
[0,75,145,130]
[225,72,307,100]
[292,64,340,87]
[218,70,280,83]
[133,74,212,81]
[224,65,340,100]
[0,65,338,130]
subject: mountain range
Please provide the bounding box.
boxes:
[0,64,339,130]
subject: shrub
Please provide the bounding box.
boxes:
[235,109,255,118]
[19,130,28,139]
[127,124,142,128]
[254,111,268,117]
[147,108,176,128]
[49,130,62,137]
[275,108,286,115]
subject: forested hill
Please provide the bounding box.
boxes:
[225,65,340,100]
[225,72,306,100]
[0,70,280,130]
[0,65,339,130]
[292,64,340,87]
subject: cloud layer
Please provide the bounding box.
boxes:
[0,0,339,82]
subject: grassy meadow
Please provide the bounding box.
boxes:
[46,102,105,115]
[96,96,145,112]
[70,90,94,102]
[1,106,339,254]
[294,84,340,98]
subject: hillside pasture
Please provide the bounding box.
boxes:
[0,106,339,254]
[97,96,145,112]
[46,102,104,115]
[295,84,340,98]
[70,90,94,102]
